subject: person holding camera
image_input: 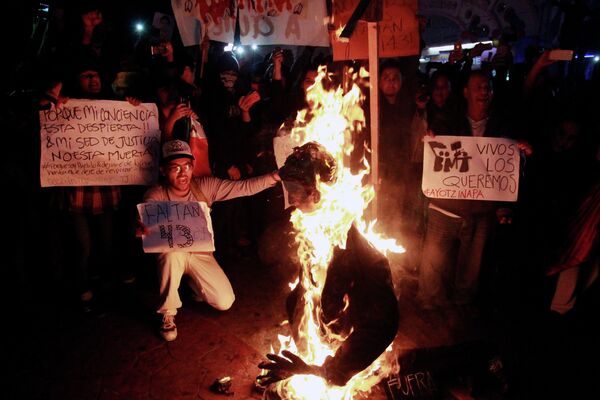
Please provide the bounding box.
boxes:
[411,70,459,144]
[154,78,211,178]
[407,71,460,270]
[198,52,265,256]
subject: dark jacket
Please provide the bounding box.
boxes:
[287,225,399,386]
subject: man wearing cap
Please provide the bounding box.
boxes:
[142,140,281,341]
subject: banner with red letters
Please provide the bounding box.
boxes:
[171,0,328,46]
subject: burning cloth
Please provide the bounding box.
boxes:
[259,141,399,398]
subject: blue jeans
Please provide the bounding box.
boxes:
[418,208,492,307]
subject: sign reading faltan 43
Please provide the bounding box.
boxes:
[422,136,520,202]
[137,201,215,253]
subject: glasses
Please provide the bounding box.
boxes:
[167,162,193,174]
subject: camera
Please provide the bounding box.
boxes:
[151,44,167,56]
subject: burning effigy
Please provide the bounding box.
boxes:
[258,66,405,400]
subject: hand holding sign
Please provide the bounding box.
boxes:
[137,201,215,252]
[39,99,160,187]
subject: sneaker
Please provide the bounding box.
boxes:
[160,314,177,341]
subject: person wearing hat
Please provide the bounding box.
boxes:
[141,140,281,341]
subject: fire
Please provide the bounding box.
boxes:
[268,66,404,399]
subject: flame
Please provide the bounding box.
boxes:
[267,66,403,399]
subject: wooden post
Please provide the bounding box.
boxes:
[367,21,379,219]
[200,26,209,79]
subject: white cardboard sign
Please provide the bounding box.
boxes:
[422,136,520,202]
[273,133,304,209]
[40,99,161,187]
[137,201,215,253]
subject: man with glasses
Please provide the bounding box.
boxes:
[141,140,281,341]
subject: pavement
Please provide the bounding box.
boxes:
[6,244,599,400]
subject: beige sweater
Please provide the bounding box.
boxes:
[143,173,279,206]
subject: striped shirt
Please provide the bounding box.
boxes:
[69,186,121,214]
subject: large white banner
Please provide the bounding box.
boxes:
[422,136,520,202]
[172,0,237,45]
[172,11,203,46]
[40,99,160,187]
[137,201,215,253]
[171,0,329,46]
[238,0,329,46]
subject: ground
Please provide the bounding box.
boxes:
[6,234,599,400]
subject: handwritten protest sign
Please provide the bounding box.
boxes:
[273,133,303,209]
[137,201,215,253]
[273,134,303,169]
[422,136,520,202]
[171,0,328,46]
[331,0,420,61]
[40,99,160,187]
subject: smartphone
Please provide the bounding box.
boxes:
[38,2,49,13]
[548,49,573,61]
[36,2,49,21]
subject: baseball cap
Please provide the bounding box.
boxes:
[162,140,194,162]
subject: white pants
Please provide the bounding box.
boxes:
[157,252,235,315]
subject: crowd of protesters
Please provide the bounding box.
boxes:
[3,1,599,356]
